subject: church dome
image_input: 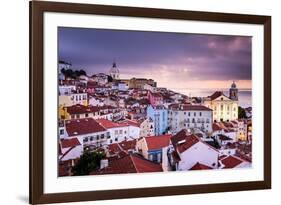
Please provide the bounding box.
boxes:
[109,62,120,80]
[109,62,119,74]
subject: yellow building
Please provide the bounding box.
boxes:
[204,83,238,122]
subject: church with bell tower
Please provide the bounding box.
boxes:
[109,62,120,80]
[203,82,239,122]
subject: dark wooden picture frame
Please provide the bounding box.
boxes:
[30,1,271,204]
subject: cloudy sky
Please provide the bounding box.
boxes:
[58,27,252,90]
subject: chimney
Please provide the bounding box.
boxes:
[100,159,109,169]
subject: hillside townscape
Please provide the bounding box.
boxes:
[58,61,252,176]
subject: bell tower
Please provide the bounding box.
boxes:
[229,81,238,101]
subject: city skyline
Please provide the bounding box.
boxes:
[58,27,252,90]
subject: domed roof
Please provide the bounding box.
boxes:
[109,62,119,74]
[231,81,236,89]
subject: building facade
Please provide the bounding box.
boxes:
[204,88,238,122]
[168,104,213,134]
[147,105,168,136]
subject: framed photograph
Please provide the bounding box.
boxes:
[30,0,271,204]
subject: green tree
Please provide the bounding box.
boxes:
[238,106,247,119]
[72,151,105,176]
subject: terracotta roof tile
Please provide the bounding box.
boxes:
[145,135,172,150]
[221,155,243,169]
[65,118,106,136]
[91,154,162,175]
[189,162,213,170]
[66,104,99,114]
[61,138,81,148]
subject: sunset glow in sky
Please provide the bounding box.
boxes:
[58,27,252,90]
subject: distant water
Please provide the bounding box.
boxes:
[172,88,252,108]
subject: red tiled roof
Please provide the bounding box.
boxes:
[169,104,212,111]
[213,123,223,131]
[145,135,172,150]
[108,143,122,155]
[223,122,234,128]
[119,139,136,151]
[90,154,163,175]
[189,162,212,170]
[66,104,99,115]
[171,129,189,147]
[221,155,243,169]
[177,134,200,153]
[65,118,106,136]
[209,91,225,100]
[172,129,218,153]
[121,120,140,127]
[96,119,125,129]
[61,138,81,148]
[108,140,136,155]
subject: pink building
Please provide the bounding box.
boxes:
[148,91,163,106]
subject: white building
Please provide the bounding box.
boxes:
[168,104,213,134]
[91,73,108,85]
[59,85,76,95]
[96,119,140,144]
[64,118,109,148]
[59,138,83,162]
[171,130,219,171]
[144,83,157,92]
[139,118,155,137]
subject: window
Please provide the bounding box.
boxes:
[90,136,93,141]
[71,115,75,119]
[192,118,195,123]
[96,135,99,140]
[188,112,190,116]
[76,114,80,119]
[194,112,196,116]
[119,130,122,134]
[115,130,118,135]
[115,137,118,142]
[59,129,64,135]
[184,112,186,115]
[157,153,161,162]
[221,97,223,101]
[221,104,223,110]
[83,137,88,143]
[101,134,105,139]
[79,95,81,101]
[76,95,78,101]
[199,112,202,116]
[85,113,88,117]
